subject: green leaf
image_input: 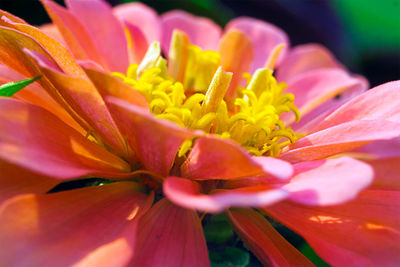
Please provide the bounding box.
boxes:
[299,243,330,267]
[204,214,234,244]
[210,246,250,267]
[0,75,41,97]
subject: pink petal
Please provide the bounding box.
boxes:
[41,0,105,65]
[276,44,344,81]
[280,120,400,163]
[0,182,152,266]
[286,68,367,120]
[66,0,129,72]
[106,97,196,176]
[282,157,373,205]
[0,98,131,179]
[226,17,289,73]
[123,21,148,63]
[164,177,288,213]
[227,209,313,267]
[161,10,222,53]
[316,80,400,131]
[181,136,293,180]
[354,138,400,159]
[113,2,161,44]
[265,190,400,266]
[130,198,210,266]
[0,161,59,204]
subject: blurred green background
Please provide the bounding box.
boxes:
[1,0,399,87]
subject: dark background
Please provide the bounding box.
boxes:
[1,0,399,88]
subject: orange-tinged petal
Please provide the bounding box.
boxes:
[113,2,161,44]
[227,208,313,267]
[0,26,91,130]
[218,30,253,99]
[164,177,288,213]
[0,64,84,133]
[123,21,149,64]
[280,120,400,163]
[276,44,344,81]
[38,23,64,43]
[161,10,221,53]
[36,63,127,157]
[0,182,152,267]
[130,198,210,267]
[182,136,293,180]
[41,0,105,65]
[265,190,400,266]
[107,97,196,176]
[66,0,129,72]
[0,98,130,179]
[0,16,85,77]
[83,67,148,109]
[226,17,289,73]
[0,161,59,204]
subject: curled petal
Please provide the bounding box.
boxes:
[182,136,293,180]
[164,176,288,213]
[283,157,373,206]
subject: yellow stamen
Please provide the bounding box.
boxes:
[115,41,301,157]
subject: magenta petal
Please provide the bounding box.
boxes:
[226,17,289,72]
[130,198,210,266]
[182,136,293,180]
[0,182,152,266]
[161,10,222,53]
[113,2,161,43]
[282,157,373,205]
[66,0,129,72]
[164,177,288,213]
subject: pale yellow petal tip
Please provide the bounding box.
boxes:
[265,43,286,71]
[137,41,161,76]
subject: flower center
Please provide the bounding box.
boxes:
[113,42,301,157]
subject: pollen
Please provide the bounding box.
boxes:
[113,41,302,157]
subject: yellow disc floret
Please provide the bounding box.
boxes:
[113,42,302,157]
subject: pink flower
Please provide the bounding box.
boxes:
[0,1,399,266]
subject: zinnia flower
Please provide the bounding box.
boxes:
[0,1,399,266]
